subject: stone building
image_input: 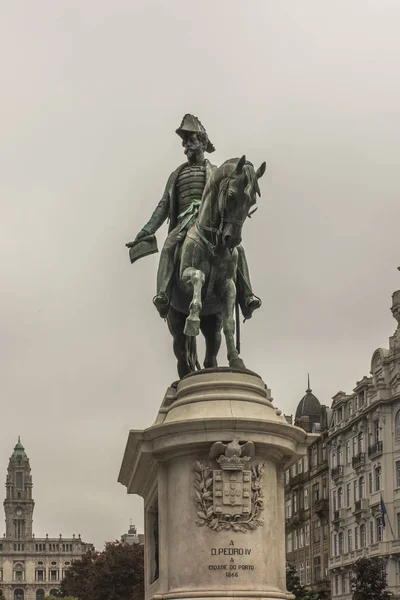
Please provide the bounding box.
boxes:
[285,381,331,598]
[328,288,400,599]
[0,439,93,600]
[121,523,144,545]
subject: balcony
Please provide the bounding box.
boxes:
[352,499,368,518]
[331,508,346,527]
[368,441,383,458]
[331,465,343,481]
[314,498,329,517]
[290,472,306,487]
[352,452,366,469]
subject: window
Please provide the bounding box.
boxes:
[338,487,343,509]
[299,562,304,585]
[312,445,318,468]
[354,480,358,503]
[305,523,310,546]
[346,440,351,464]
[332,450,336,469]
[359,390,366,406]
[313,519,320,542]
[304,455,308,472]
[355,526,359,550]
[348,400,353,417]
[14,591,24,600]
[298,459,303,474]
[0,543,3,552]
[285,500,292,519]
[36,591,45,600]
[337,445,343,465]
[346,483,351,507]
[15,473,23,489]
[335,575,339,596]
[375,466,381,491]
[293,493,298,514]
[306,559,310,584]
[0,569,3,581]
[285,470,289,484]
[314,556,321,582]
[287,532,292,553]
[35,544,45,552]
[333,534,338,556]
[374,420,380,443]
[342,574,347,594]
[14,570,24,582]
[396,462,400,489]
[313,483,320,502]
[360,524,366,548]
[358,432,364,453]
[35,571,45,581]
[304,488,309,510]
[49,591,58,598]
[370,520,374,544]
[359,476,365,499]
[294,530,298,550]
[299,527,304,548]
[338,532,344,554]
[322,478,327,499]
[50,570,58,581]
[353,436,357,457]
[377,517,383,542]
[348,528,352,552]
[369,472,373,494]
[396,410,400,437]
[333,491,337,512]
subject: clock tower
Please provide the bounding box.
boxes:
[4,437,34,540]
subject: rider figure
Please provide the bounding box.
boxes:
[134,114,261,320]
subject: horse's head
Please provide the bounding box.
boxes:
[217,156,266,249]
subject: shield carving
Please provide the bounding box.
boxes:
[213,470,252,517]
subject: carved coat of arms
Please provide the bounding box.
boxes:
[194,438,265,533]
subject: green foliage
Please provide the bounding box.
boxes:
[60,541,144,600]
[351,557,391,600]
[286,564,319,600]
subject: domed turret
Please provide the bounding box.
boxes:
[295,375,322,431]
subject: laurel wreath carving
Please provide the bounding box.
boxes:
[194,461,265,533]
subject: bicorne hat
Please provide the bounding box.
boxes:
[175,114,215,153]
[126,234,158,265]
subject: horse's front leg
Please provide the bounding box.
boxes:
[222,278,246,370]
[183,267,205,337]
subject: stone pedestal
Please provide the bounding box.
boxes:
[119,369,313,600]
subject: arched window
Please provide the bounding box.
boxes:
[14,591,24,600]
[359,476,365,499]
[338,487,343,509]
[338,532,344,553]
[49,590,59,597]
[396,411,400,437]
[36,591,45,600]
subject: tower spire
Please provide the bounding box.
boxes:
[307,373,312,393]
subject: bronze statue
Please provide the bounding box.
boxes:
[126,115,266,377]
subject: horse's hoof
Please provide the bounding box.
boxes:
[184,317,200,337]
[230,357,246,370]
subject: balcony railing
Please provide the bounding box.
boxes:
[331,465,343,480]
[352,452,366,469]
[353,499,368,516]
[314,498,329,516]
[368,441,383,458]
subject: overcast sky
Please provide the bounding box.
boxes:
[1,0,400,549]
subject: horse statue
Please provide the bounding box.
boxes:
[167,155,266,378]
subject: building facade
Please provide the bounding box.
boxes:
[285,383,331,598]
[121,523,144,546]
[0,439,93,600]
[328,288,400,599]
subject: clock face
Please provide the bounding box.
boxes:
[16,509,22,516]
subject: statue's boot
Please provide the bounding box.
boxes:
[153,292,170,318]
[241,294,262,320]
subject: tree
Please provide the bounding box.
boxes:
[351,557,391,600]
[60,541,144,600]
[286,564,318,600]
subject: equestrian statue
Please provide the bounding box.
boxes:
[126,115,266,377]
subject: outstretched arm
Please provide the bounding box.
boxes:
[134,173,174,241]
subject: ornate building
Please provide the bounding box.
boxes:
[0,439,93,600]
[285,381,331,598]
[328,288,400,599]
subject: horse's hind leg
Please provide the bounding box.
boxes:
[182,267,205,337]
[222,279,246,370]
[201,313,222,369]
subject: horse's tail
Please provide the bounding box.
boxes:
[185,335,200,372]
